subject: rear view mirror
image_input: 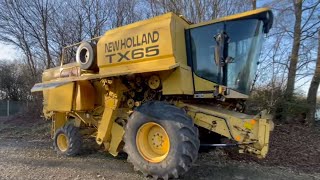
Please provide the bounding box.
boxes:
[214,31,233,66]
[214,46,221,66]
[225,56,234,64]
[214,32,226,67]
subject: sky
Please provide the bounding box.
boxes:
[0,43,19,61]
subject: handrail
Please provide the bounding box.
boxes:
[59,36,101,67]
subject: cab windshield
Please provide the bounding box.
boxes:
[189,19,264,94]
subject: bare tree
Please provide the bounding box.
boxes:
[147,0,252,23]
[0,0,55,69]
[16,0,54,69]
[110,0,140,28]
[0,61,32,101]
[0,1,38,76]
[80,0,112,38]
[285,0,303,101]
[262,0,320,121]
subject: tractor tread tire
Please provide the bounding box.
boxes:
[124,101,200,179]
[53,124,82,156]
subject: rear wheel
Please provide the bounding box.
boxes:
[124,101,200,179]
[54,124,82,156]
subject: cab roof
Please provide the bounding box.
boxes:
[188,7,273,33]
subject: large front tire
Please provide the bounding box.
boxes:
[124,101,200,179]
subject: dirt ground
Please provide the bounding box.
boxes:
[0,115,319,180]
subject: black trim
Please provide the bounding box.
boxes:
[185,29,196,93]
[193,111,235,140]
[194,91,214,94]
[185,30,193,67]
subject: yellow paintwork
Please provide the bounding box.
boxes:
[74,81,95,111]
[72,111,98,127]
[57,134,68,152]
[188,8,271,29]
[31,61,179,93]
[42,62,80,82]
[179,102,272,158]
[96,92,120,145]
[52,112,67,138]
[172,15,189,65]
[46,83,74,112]
[136,122,170,163]
[31,8,273,158]
[108,122,125,156]
[226,90,249,99]
[97,13,189,72]
[193,74,218,92]
[96,79,127,147]
[161,65,194,95]
[193,74,248,98]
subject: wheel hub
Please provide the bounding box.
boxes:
[136,122,170,163]
[79,47,89,64]
[150,132,164,148]
[57,133,69,152]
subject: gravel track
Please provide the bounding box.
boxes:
[0,136,318,180]
[0,116,318,180]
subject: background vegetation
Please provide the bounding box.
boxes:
[0,0,319,124]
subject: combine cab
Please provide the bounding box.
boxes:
[32,8,273,179]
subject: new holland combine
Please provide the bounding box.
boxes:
[32,8,273,179]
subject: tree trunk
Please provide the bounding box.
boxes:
[306,30,320,124]
[285,0,302,101]
[42,1,52,69]
[44,30,52,69]
[252,0,257,10]
[278,0,303,122]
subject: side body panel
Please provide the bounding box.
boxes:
[74,81,95,111]
[161,66,194,95]
[96,13,193,95]
[46,83,74,112]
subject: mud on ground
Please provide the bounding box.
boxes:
[0,114,319,180]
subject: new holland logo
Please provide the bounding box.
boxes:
[105,31,160,63]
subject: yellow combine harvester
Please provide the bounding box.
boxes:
[32,8,273,179]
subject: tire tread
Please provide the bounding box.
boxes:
[54,124,82,156]
[124,101,200,179]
